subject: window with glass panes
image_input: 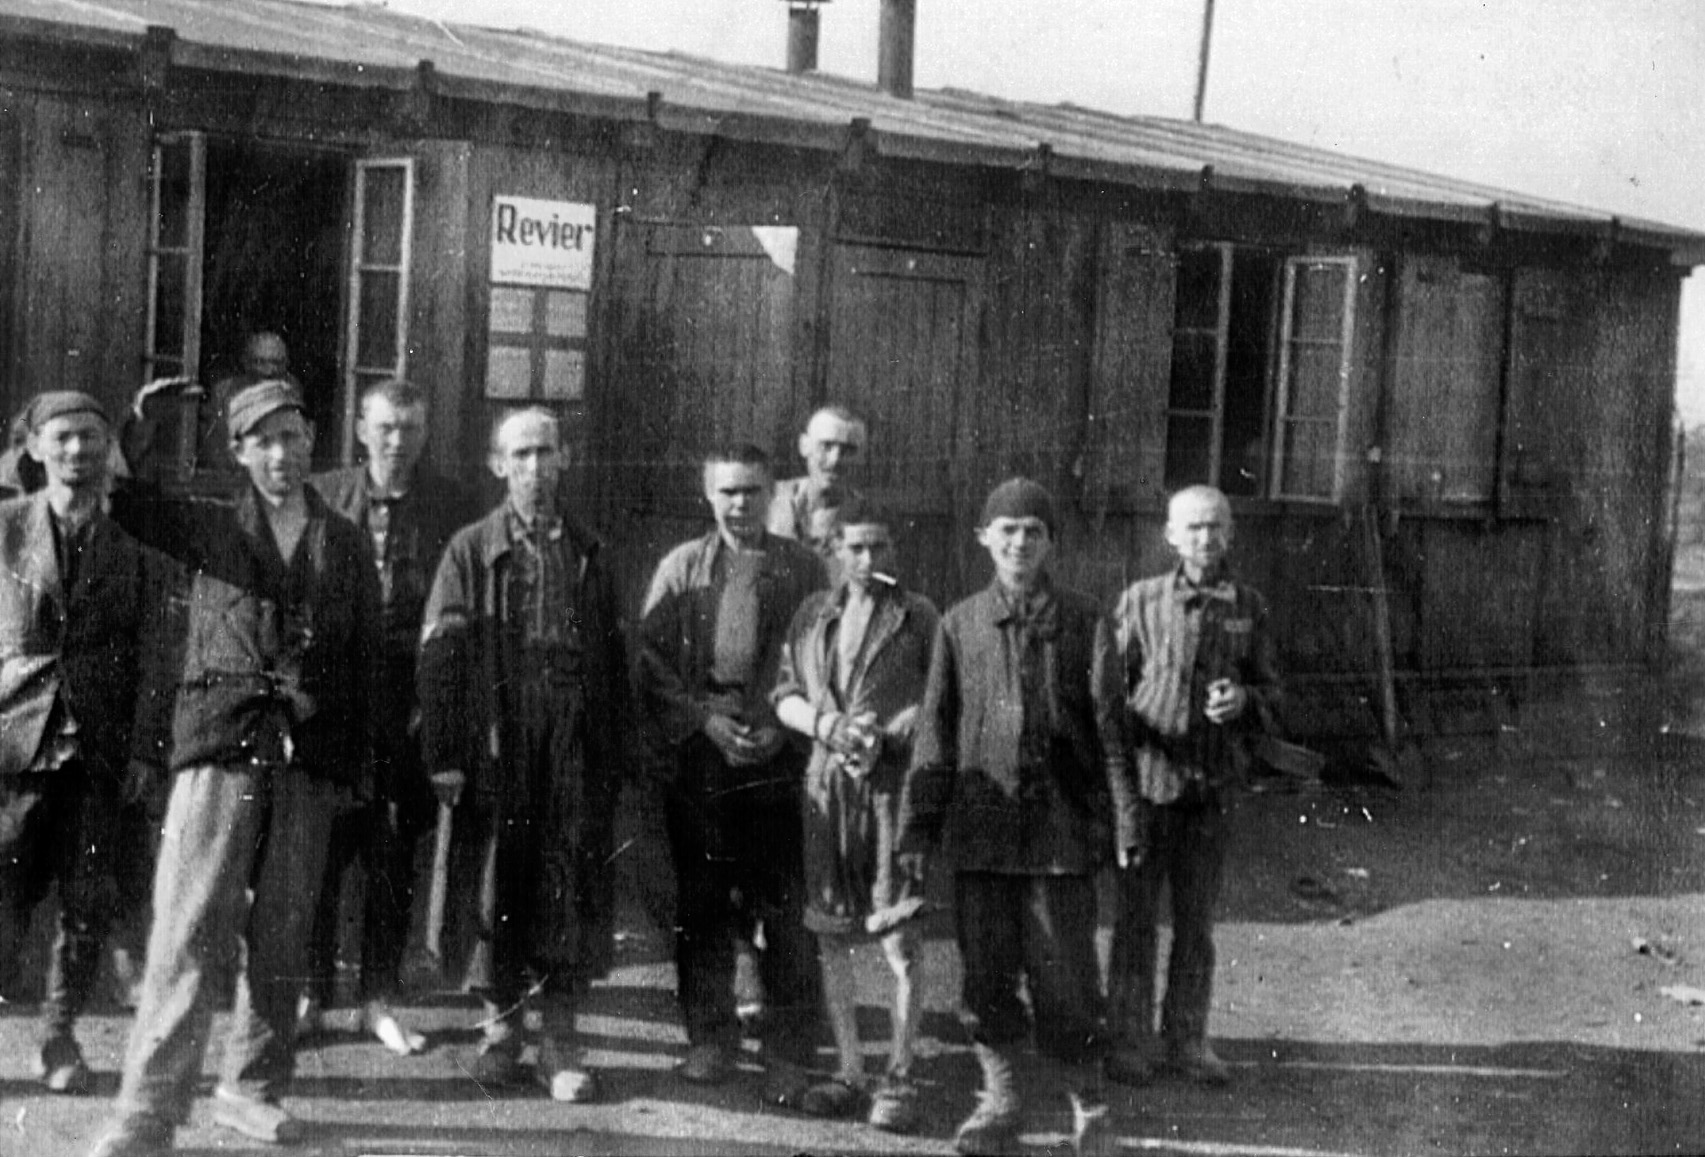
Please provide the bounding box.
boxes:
[1163,245,1355,501]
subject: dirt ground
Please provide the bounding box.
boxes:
[6,590,1705,1156]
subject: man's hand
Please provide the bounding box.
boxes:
[704,713,782,767]
[1116,843,1145,870]
[1204,679,1249,725]
[430,770,466,809]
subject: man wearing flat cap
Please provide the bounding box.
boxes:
[90,380,383,1157]
[899,477,1135,1157]
[0,391,171,1097]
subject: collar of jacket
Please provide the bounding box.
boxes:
[25,490,110,593]
[685,527,794,587]
[231,479,332,540]
[1168,564,1238,606]
[987,572,1059,628]
[470,501,603,569]
[811,575,908,626]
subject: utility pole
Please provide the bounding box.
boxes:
[1193,0,1216,123]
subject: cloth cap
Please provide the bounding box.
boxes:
[226,379,306,440]
[23,390,108,432]
[979,476,1057,534]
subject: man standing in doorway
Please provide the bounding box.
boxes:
[199,331,299,470]
[418,407,629,1100]
[767,406,868,566]
[303,378,479,1055]
[89,379,382,1156]
[0,392,168,1096]
[638,445,827,1101]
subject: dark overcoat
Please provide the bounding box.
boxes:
[0,493,172,777]
[417,505,628,984]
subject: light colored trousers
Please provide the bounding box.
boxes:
[116,763,338,1124]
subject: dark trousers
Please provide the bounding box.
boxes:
[664,735,819,1068]
[954,871,1105,1064]
[0,768,118,1036]
[116,764,338,1124]
[1107,799,1228,1046]
[306,786,432,1007]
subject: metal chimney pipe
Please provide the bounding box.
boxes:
[785,3,821,74]
[878,0,915,99]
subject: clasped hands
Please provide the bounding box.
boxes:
[703,713,785,767]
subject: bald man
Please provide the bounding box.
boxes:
[1106,485,1281,1089]
[417,407,629,1102]
[767,406,868,567]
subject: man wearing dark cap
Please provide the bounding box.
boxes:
[0,391,169,1096]
[899,477,1136,1157]
[89,380,382,1157]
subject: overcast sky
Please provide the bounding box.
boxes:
[354,0,1705,419]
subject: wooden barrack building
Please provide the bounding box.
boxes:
[1,0,1700,742]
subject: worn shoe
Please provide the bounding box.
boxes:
[211,1086,305,1143]
[955,1044,1022,1156]
[868,1071,920,1133]
[1104,1041,1157,1086]
[537,1036,601,1103]
[38,1031,92,1094]
[799,1076,863,1118]
[760,1056,815,1110]
[467,1034,528,1087]
[676,1042,732,1085]
[1167,1038,1232,1086]
[363,998,427,1056]
[85,1111,175,1157]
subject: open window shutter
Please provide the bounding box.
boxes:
[1087,220,1174,512]
[343,157,414,460]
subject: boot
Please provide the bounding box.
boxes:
[1104,1028,1158,1087]
[1166,1036,1231,1086]
[955,1043,1022,1156]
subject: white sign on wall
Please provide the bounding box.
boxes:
[490,196,596,289]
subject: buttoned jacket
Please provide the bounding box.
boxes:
[418,504,629,797]
[1114,567,1280,806]
[112,481,381,784]
[0,493,171,776]
[637,529,827,749]
[899,576,1136,874]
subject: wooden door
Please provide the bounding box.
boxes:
[824,244,982,603]
[602,221,801,528]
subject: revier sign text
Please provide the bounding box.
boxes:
[490,196,596,289]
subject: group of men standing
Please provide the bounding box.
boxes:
[0,366,1279,1157]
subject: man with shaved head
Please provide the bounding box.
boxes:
[1106,484,1281,1090]
[417,406,629,1103]
[768,406,868,568]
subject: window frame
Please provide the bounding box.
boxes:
[144,131,206,386]
[1164,241,1234,489]
[341,157,415,462]
[1268,254,1358,503]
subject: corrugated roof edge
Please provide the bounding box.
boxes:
[1,0,1700,264]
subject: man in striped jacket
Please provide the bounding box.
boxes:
[1107,484,1281,1088]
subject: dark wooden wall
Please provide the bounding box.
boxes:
[0,62,1685,739]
